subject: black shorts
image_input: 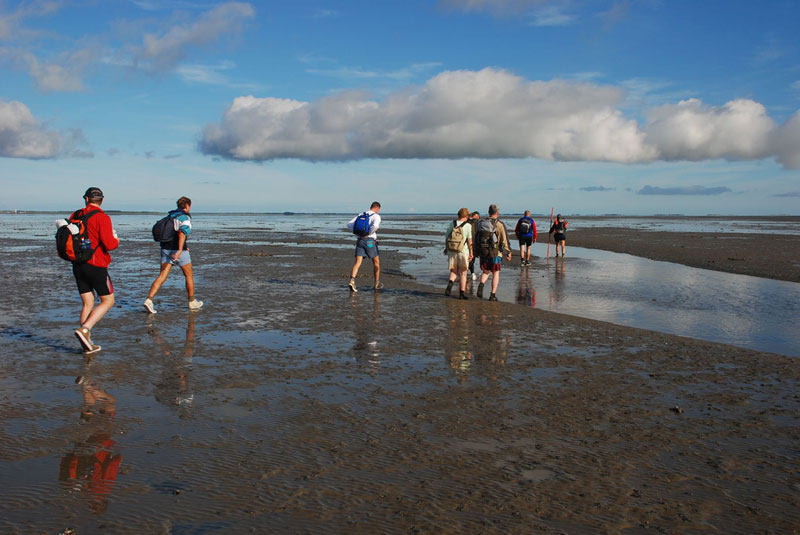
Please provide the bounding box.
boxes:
[518,236,533,247]
[554,233,566,243]
[72,263,114,296]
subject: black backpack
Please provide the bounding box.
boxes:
[518,218,532,235]
[56,210,99,263]
[476,218,498,258]
[152,215,176,243]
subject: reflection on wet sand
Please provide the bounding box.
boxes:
[152,315,195,409]
[443,300,510,382]
[351,292,381,373]
[516,267,536,307]
[473,308,510,380]
[548,255,567,307]
[444,300,472,382]
[58,361,122,515]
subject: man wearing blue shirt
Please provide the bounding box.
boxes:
[144,196,203,313]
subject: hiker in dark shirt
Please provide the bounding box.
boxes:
[549,214,568,257]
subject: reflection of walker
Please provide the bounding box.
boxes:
[351,292,381,373]
[152,315,195,407]
[444,300,473,382]
[59,370,122,515]
[517,268,536,308]
[548,256,567,308]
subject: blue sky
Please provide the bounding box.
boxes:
[1,0,799,215]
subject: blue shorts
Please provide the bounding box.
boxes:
[355,238,379,259]
[160,249,192,267]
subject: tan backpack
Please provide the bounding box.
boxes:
[446,220,468,252]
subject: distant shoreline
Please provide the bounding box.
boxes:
[3,210,799,220]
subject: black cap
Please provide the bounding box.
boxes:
[84,187,104,199]
[556,213,562,219]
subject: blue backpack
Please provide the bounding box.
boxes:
[352,212,371,237]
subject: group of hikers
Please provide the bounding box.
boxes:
[60,191,568,355]
[57,187,202,355]
[346,201,568,302]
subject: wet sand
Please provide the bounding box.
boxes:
[570,227,800,282]
[1,231,798,534]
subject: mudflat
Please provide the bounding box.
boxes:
[570,227,800,282]
[0,228,798,534]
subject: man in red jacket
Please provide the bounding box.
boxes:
[72,187,120,354]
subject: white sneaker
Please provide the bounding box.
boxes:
[143,298,156,314]
[188,299,203,310]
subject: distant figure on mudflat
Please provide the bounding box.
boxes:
[549,214,568,257]
[515,210,537,266]
[347,201,383,292]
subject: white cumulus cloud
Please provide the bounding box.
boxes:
[0,99,68,158]
[643,98,775,161]
[200,68,800,169]
[200,68,656,163]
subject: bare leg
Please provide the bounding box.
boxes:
[491,271,500,294]
[79,292,95,326]
[350,256,363,279]
[148,263,174,299]
[180,263,195,300]
[458,267,468,292]
[82,293,115,330]
[449,268,458,282]
[372,256,380,285]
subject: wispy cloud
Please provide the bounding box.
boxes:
[772,190,800,198]
[580,185,615,192]
[306,62,442,82]
[529,4,576,26]
[312,9,340,19]
[132,2,255,73]
[130,1,220,11]
[638,185,732,196]
[177,60,260,89]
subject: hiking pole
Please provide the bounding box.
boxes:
[546,207,554,258]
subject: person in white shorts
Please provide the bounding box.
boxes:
[444,208,474,300]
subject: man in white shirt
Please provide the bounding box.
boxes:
[347,201,382,292]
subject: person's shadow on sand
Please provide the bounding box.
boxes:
[0,326,82,354]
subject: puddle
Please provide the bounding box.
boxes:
[403,245,800,357]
